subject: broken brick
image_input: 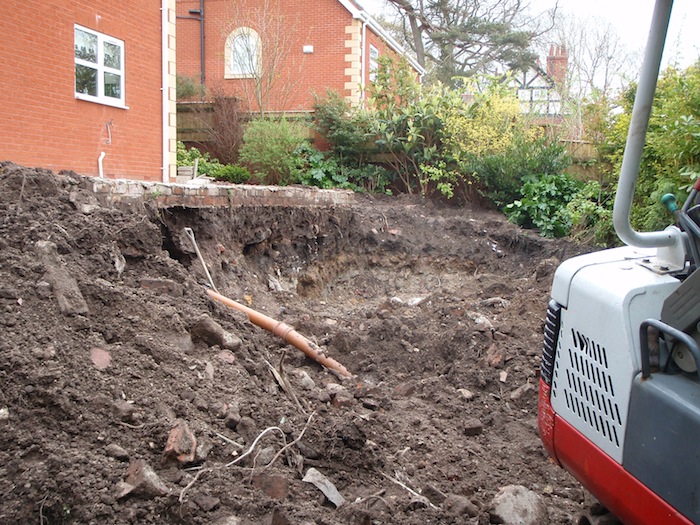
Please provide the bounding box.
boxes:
[162,419,197,464]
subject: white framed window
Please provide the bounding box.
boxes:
[225,27,261,79]
[532,88,547,101]
[369,45,379,82]
[518,89,531,101]
[74,25,126,108]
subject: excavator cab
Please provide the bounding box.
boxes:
[537,1,700,523]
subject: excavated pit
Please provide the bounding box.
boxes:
[0,162,593,525]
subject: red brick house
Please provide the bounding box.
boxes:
[176,0,424,113]
[0,1,178,182]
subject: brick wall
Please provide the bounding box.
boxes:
[86,177,355,209]
[0,0,177,182]
[177,0,373,113]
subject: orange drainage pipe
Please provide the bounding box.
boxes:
[206,289,352,378]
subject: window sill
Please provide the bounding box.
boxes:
[224,73,257,80]
[75,93,129,110]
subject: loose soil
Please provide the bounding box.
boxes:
[0,162,593,525]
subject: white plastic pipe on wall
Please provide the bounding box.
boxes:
[161,0,170,183]
[98,151,106,178]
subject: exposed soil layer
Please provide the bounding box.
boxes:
[0,162,593,525]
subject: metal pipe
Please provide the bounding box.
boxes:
[184,227,218,293]
[613,0,678,248]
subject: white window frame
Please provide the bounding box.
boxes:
[369,44,379,82]
[532,88,546,100]
[74,24,127,109]
[225,27,261,79]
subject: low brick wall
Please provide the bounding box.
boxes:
[84,178,356,209]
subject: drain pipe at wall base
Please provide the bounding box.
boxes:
[98,151,106,178]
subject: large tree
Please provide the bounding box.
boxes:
[382,0,557,85]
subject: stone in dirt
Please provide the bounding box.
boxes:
[510,382,535,401]
[486,344,506,368]
[90,347,111,370]
[457,388,476,401]
[217,350,236,364]
[105,443,130,461]
[443,494,479,517]
[489,484,549,525]
[116,459,171,499]
[302,467,345,507]
[463,418,484,436]
[35,240,88,315]
[194,493,221,511]
[327,383,354,407]
[113,400,138,423]
[139,277,184,297]
[212,518,242,525]
[189,314,242,350]
[422,483,447,505]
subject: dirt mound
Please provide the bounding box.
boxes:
[0,162,590,524]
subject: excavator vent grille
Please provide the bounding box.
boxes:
[554,328,622,448]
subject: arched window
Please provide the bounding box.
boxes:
[225,27,261,78]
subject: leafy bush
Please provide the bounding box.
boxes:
[566,180,617,246]
[366,55,420,113]
[291,143,346,189]
[313,90,374,163]
[176,74,205,101]
[343,164,394,194]
[372,84,463,196]
[239,119,308,185]
[213,165,251,184]
[599,64,700,233]
[176,141,222,177]
[465,136,571,208]
[506,173,582,238]
[445,79,523,159]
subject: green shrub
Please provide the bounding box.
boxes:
[598,64,700,233]
[239,119,308,185]
[176,74,205,101]
[313,90,374,163]
[467,136,571,208]
[213,165,251,184]
[372,84,463,196]
[343,164,394,194]
[505,173,582,238]
[291,143,345,189]
[566,180,617,246]
[176,141,222,177]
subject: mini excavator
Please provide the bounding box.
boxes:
[538,1,700,523]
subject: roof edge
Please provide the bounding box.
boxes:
[336,0,425,76]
